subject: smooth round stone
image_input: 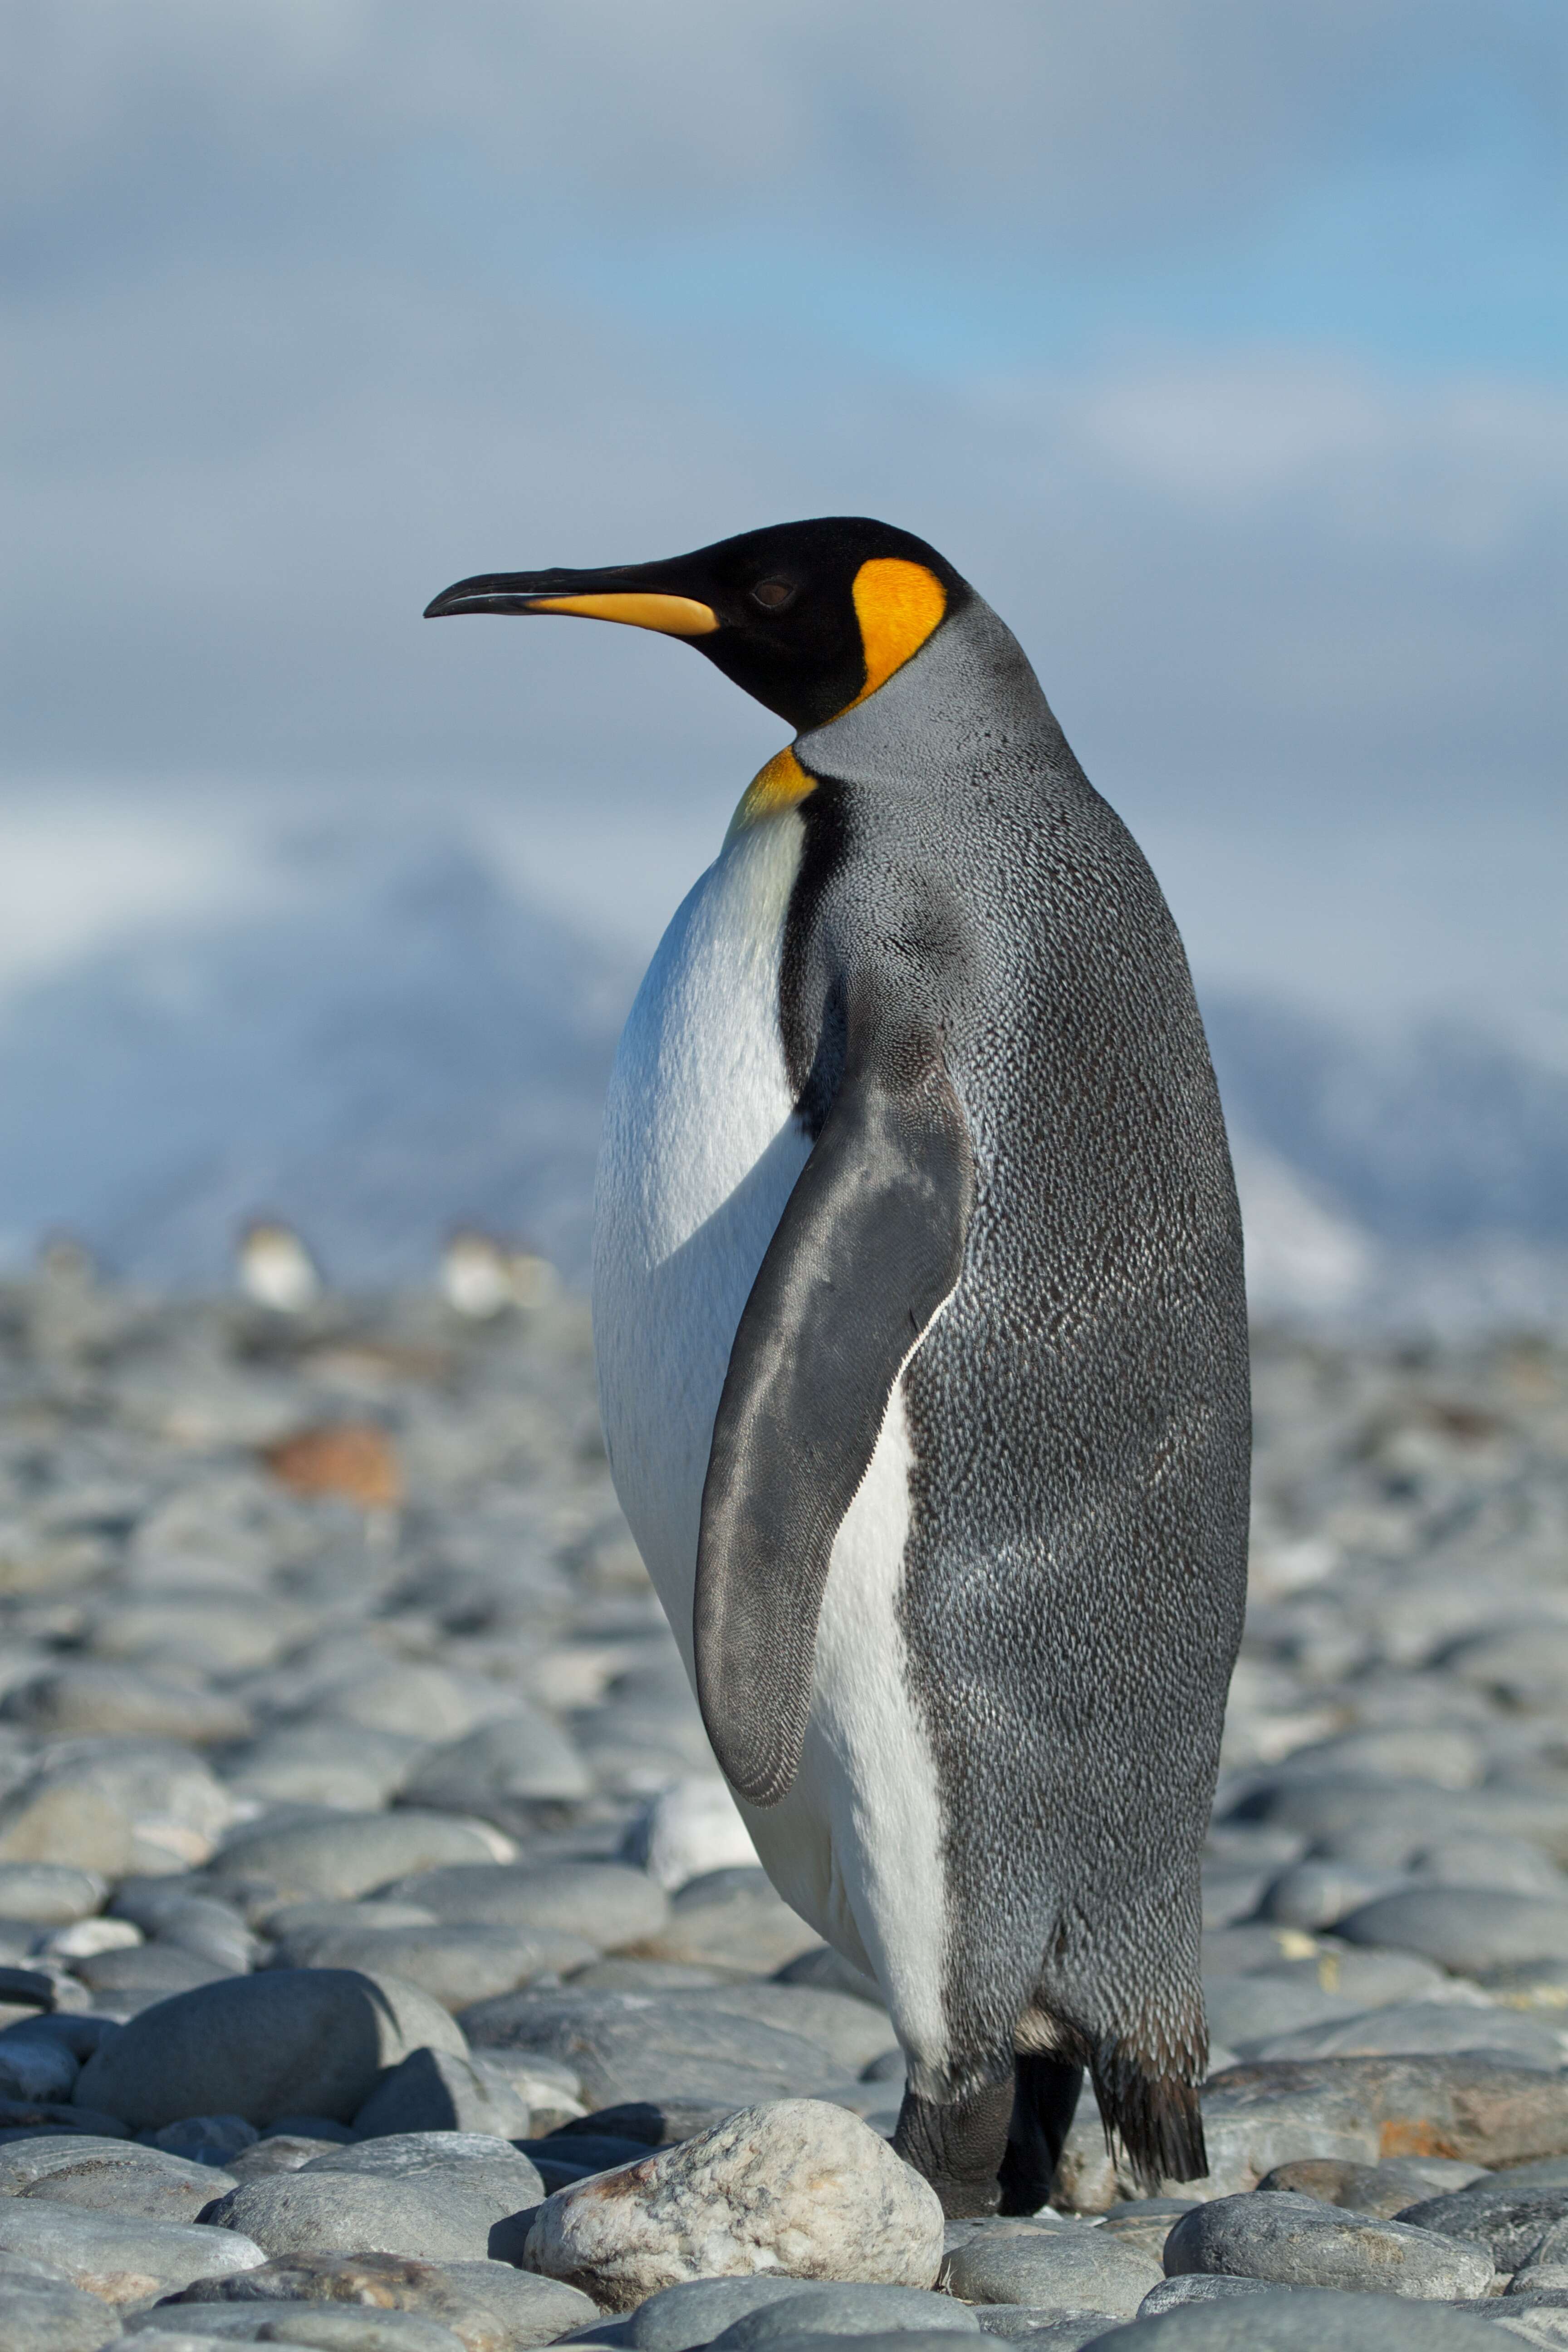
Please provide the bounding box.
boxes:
[208,1814,510,1906]
[1396,2177,1568,2269]
[970,2312,1113,2344]
[303,2131,542,2187]
[458,1989,842,2114]
[0,2277,124,2350]
[1335,1890,1568,1974]
[265,1921,593,2009]
[1162,2191,1495,2298]
[0,1668,252,1747]
[0,1866,106,1926]
[201,2170,529,2269]
[694,1986,898,2077]
[314,1664,525,1742]
[1410,1838,1568,1898]
[621,1776,758,1891]
[1137,2276,1284,2313]
[400,1713,593,1813]
[73,1945,235,1999]
[222,1727,421,1813]
[202,2133,545,2268]
[709,2286,981,2346]
[0,2199,266,2304]
[628,2274,831,2350]
[569,1960,740,1994]
[378,1862,667,1950]
[259,1901,439,1941]
[638,1870,820,1973]
[1245,1999,1568,2069]
[0,2031,80,2103]
[125,2308,467,2348]
[0,1744,234,1881]
[1087,2286,1517,2345]
[169,2248,598,2348]
[727,2338,996,2352]
[1255,1863,1413,1931]
[943,2230,1161,2318]
[225,2138,350,2179]
[0,2134,239,2221]
[83,1597,311,1677]
[74,1970,467,2129]
[1258,2155,1488,2218]
[1266,1729,1486,1790]
[1202,1974,1370,2051]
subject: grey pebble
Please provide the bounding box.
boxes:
[125,2312,466,2349]
[1397,2180,1568,2272]
[264,1921,593,2009]
[1085,2285,1517,2346]
[626,2275,829,2351]
[708,2288,980,2347]
[172,2247,599,2350]
[400,1715,593,1816]
[639,1870,821,1975]
[0,1665,252,1747]
[460,1990,842,2113]
[226,2139,351,2179]
[1335,1891,1568,1975]
[1137,2275,1286,2312]
[0,2029,80,2102]
[944,2231,1162,2318]
[0,2132,240,2221]
[204,2136,545,2269]
[970,2312,1115,2344]
[1162,2190,1496,2298]
[0,2275,125,2350]
[0,2198,266,2304]
[208,1815,507,1908]
[74,1970,467,2129]
[378,1863,667,1952]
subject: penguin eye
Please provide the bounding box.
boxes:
[750,578,797,612]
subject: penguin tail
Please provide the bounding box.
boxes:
[1092,2040,1207,2192]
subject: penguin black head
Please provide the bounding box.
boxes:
[424,517,971,733]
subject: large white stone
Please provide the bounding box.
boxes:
[524,2097,942,2312]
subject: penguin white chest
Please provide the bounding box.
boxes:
[591,811,812,1661]
[591,804,951,2072]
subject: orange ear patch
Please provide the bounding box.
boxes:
[848,558,947,706]
[732,745,817,830]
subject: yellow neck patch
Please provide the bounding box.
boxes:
[730,745,815,833]
[847,557,947,708]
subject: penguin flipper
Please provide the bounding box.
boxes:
[694,1018,975,1808]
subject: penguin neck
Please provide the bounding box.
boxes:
[795,593,1065,789]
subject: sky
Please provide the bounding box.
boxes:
[2,0,1564,1033]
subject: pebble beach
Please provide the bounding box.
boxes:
[0,1259,1566,2347]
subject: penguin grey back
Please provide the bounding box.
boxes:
[791,594,1251,2180]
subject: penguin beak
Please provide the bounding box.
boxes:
[423,568,719,638]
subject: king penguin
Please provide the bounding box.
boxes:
[425,518,1251,2215]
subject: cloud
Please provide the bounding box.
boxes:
[1,0,1563,1030]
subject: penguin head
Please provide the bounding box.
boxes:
[424,516,970,732]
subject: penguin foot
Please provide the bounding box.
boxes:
[892,2078,1014,2218]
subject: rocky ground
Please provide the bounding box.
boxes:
[0,1259,1565,2349]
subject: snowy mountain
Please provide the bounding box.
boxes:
[0,822,1559,1332]
[0,829,632,1287]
